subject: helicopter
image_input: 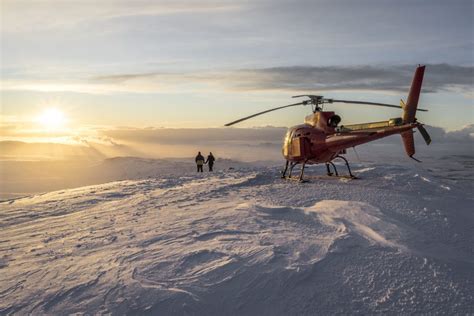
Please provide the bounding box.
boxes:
[225,65,432,181]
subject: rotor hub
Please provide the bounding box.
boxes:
[294,95,328,112]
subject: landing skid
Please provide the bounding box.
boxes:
[280,155,357,182]
[310,174,359,180]
[283,174,358,182]
[283,176,310,183]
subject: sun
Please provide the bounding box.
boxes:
[37,108,67,130]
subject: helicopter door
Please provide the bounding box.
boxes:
[291,136,311,159]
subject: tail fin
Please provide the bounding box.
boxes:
[402,65,425,124]
[401,65,425,159]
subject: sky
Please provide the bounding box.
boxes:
[0,0,473,145]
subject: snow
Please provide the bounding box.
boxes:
[1,158,473,314]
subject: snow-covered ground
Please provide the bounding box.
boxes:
[1,158,473,314]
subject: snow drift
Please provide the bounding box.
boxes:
[0,161,473,314]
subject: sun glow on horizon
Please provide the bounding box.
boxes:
[37,108,68,130]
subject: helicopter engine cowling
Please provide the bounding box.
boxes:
[327,114,341,127]
[304,111,339,133]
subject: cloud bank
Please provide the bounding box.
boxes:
[94,64,474,94]
[231,64,473,93]
[4,64,471,95]
[1,124,472,163]
[99,124,474,145]
[100,127,287,144]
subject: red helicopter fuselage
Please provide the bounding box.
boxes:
[226,65,430,180]
[282,112,418,164]
[279,65,430,179]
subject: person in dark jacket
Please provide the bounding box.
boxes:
[205,152,215,172]
[195,152,205,172]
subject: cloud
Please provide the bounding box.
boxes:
[5,64,470,95]
[4,120,471,146]
[2,124,472,163]
[100,124,474,147]
[236,64,473,93]
[100,126,287,145]
[93,64,474,94]
[99,63,467,96]
[416,124,474,143]
[443,124,474,142]
[1,0,242,32]
[372,124,474,144]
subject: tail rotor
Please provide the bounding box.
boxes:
[400,65,431,160]
[417,124,432,145]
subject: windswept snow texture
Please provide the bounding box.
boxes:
[1,161,473,315]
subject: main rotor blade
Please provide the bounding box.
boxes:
[224,102,305,126]
[331,99,428,112]
[417,125,432,145]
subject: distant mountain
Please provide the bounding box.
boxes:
[0,141,106,161]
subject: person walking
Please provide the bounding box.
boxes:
[205,152,215,172]
[195,152,205,172]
